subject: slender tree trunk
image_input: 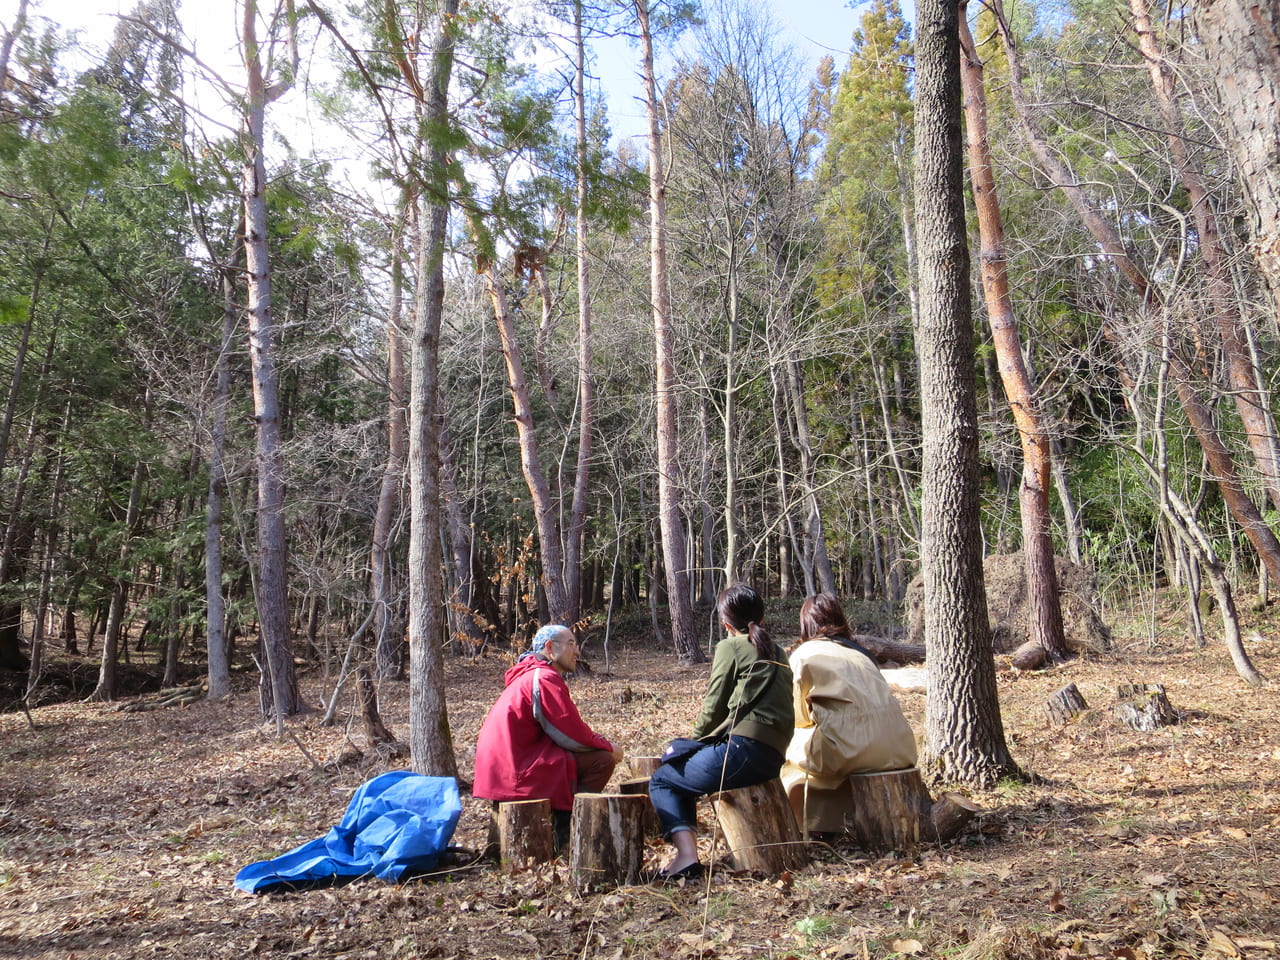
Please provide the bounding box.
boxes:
[406,0,460,778]
[484,262,570,623]
[566,0,595,624]
[915,0,1018,786]
[958,6,1066,659]
[993,0,1280,588]
[240,0,299,722]
[784,358,836,594]
[204,266,234,700]
[636,0,702,664]
[440,423,482,650]
[374,231,409,678]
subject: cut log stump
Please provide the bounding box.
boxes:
[569,793,647,890]
[618,776,661,836]
[1045,682,1089,726]
[929,791,982,844]
[1011,640,1049,671]
[1114,682,1177,731]
[620,756,662,781]
[495,799,555,870]
[710,778,808,874]
[847,768,933,854]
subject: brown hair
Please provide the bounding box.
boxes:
[798,593,853,644]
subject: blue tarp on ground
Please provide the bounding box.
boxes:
[234,771,462,894]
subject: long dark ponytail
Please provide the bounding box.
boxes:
[717,583,773,659]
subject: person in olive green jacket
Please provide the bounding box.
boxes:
[648,583,794,880]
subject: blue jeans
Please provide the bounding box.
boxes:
[648,735,784,839]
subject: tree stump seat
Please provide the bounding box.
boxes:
[709,777,808,874]
[569,792,648,890]
[492,798,555,870]
[847,767,981,854]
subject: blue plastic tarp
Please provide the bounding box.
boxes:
[234,771,462,894]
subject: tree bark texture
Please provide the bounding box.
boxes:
[374,238,408,678]
[958,6,1067,660]
[204,267,234,700]
[914,0,1018,787]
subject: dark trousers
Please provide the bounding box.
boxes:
[647,735,783,838]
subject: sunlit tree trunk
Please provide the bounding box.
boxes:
[915,0,1018,786]
[958,5,1066,660]
[204,266,235,700]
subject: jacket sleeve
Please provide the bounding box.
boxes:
[530,668,614,753]
[691,639,739,738]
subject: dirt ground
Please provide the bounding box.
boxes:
[2,598,1279,960]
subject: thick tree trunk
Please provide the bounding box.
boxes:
[637,0,703,664]
[958,8,1067,660]
[915,0,1019,787]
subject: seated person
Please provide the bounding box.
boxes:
[473,624,623,846]
[781,593,917,836]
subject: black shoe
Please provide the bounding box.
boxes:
[654,861,705,884]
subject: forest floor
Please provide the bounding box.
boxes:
[2,595,1280,960]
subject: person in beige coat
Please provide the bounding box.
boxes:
[781,593,918,836]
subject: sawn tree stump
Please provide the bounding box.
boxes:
[846,769,981,853]
[569,793,647,890]
[1114,682,1177,731]
[847,768,933,853]
[495,799,555,870]
[1045,682,1089,726]
[618,776,661,836]
[710,778,808,874]
[620,756,662,780]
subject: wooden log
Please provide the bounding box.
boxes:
[1114,682,1177,731]
[569,793,648,890]
[710,778,808,874]
[1045,682,1089,726]
[1011,639,1048,671]
[928,791,981,844]
[618,776,661,836]
[620,756,662,780]
[851,633,927,665]
[496,799,555,870]
[846,768,933,854]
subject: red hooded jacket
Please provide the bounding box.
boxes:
[473,655,614,811]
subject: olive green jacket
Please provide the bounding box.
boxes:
[691,632,794,755]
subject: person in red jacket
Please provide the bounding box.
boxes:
[474,624,623,846]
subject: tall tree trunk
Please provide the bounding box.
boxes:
[484,262,570,623]
[1192,0,1280,319]
[915,0,1018,787]
[636,0,703,664]
[1133,0,1280,513]
[566,0,595,624]
[406,0,460,779]
[958,6,1066,659]
[240,0,299,722]
[204,266,234,700]
[784,358,836,594]
[993,0,1280,588]
[374,231,409,678]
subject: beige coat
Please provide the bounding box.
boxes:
[780,639,917,832]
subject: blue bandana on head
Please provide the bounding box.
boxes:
[530,624,569,655]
